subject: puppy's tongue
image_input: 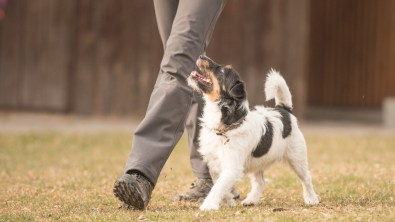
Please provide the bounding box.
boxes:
[191,71,211,84]
[191,71,205,79]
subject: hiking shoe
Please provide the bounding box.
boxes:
[171,179,240,203]
[113,173,154,210]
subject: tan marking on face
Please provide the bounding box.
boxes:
[200,60,209,69]
[205,70,220,102]
[225,65,233,69]
[222,84,226,91]
[198,59,220,102]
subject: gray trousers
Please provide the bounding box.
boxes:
[124,0,227,185]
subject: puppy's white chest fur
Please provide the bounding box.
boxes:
[198,101,229,171]
[199,100,287,175]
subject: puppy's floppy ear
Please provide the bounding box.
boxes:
[229,81,246,100]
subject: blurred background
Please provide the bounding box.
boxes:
[0,0,394,128]
[2,2,395,220]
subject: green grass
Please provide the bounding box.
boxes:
[0,133,394,221]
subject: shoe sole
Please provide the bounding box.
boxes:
[113,174,145,210]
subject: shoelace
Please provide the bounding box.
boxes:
[189,178,212,189]
[190,180,198,189]
[134,173,152,185]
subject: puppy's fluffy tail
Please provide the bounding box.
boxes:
[264,69,293,109]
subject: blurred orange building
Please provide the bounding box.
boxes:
[0,0,394,121]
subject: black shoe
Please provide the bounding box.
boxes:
[113,173,154,210]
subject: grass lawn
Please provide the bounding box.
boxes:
[0,133,394,221]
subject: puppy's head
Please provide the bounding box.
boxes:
[187,55,248,126]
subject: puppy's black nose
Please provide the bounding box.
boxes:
[199,55,204,59]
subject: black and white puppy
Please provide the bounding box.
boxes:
[187,55,319,211]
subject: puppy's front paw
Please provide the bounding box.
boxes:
[241,196,259,206]
[223,198,236,207]
[304,194,319,205]
[199,201,220,211]
[221,193,236,207]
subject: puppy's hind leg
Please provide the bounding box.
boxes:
[286,136,319,204]
[241,171,265,206]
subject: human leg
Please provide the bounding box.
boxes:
[114,0,228,210]
[125,0,227,186]
[153,0,178,49]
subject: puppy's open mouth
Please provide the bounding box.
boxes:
[191,70,212,86]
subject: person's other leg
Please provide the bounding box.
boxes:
[153,0,178,49]
[123,0,227,186]
[185,93,211,178]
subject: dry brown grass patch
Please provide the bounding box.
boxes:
[0,133,394,221]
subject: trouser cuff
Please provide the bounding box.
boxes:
[124,161,159,186]
[192,169,211,179]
